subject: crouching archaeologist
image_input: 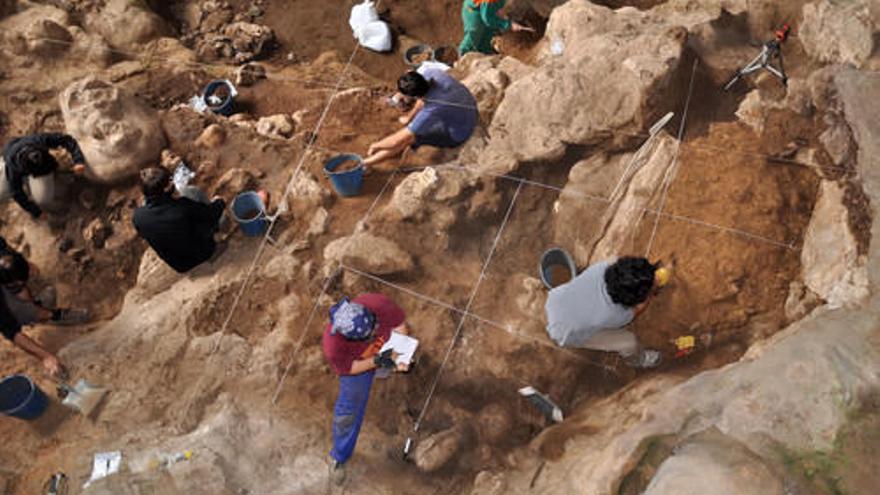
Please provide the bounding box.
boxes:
[0,236,90,328]
[364,69,478,169]
[1,132,87,219]
[545,256,664,368]
[133,166,228,273]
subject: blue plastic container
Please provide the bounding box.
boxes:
[231,191,269,237]
[539,247,577,289]
[324,154,365,197]
[204,80,236,116]
[0,374,48,420]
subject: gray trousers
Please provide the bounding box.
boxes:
[0,157,55,207]
[577,328,640,358]
[1,286,41,326]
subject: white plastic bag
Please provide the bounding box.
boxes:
[358,21,392,52]
[349,1,391,52]
[349,0,379,33]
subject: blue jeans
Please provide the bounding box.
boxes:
[330,371,375,464]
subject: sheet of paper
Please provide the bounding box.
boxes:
[380,331,419,365]
[83,451,122,488]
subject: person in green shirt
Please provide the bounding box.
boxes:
[459,0,531,55]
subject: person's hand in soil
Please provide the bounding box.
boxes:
[256,190,270,209]
[43,354,63,377]
[72,163,86,175]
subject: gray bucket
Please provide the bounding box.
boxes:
[404,44,434,67]
[539,248,577,289]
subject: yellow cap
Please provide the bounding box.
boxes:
[655,267,671,287]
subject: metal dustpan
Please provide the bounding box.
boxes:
[57,378,108,417]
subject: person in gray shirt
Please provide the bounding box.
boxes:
[545,257,661,368]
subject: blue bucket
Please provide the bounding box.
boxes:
[231,191,269,237]
[539,248,577,289]
[0,374,49,420]
[204,80,236,116]
[324,154,365,197]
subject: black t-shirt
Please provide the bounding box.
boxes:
[0,294,22,341]
[0,237,25,340]
[132,194,226,273]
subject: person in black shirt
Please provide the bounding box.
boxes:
[132,166,227,273]
[0,291,63,376]
[1,133,87,218]
[0,237,90,326]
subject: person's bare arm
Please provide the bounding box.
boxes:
[633,299,650,317]
[12,332,62,375]
[364,128,416,167]
[398,99,425,125]
[349,357,377,375]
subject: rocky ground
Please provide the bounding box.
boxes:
[0,0,877,494]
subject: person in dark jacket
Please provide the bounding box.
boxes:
[132,166,226,273]
[0,236,90,326]
[1,133,87,218]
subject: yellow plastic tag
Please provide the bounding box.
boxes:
[674,335,695,350]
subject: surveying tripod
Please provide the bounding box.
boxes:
[723,24,791,91]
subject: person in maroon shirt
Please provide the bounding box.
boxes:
[322,293,410,485]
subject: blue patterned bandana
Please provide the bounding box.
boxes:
[329,297,376,341]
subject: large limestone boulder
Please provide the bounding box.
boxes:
[413,425,467,473]
[799,0,875,68]
[553,133,677,266]
[643,430,785,495]
[60,78,166,183]
[386,167,441,220]
[84,0,171,51]
[323,232,414,275]
[478,2,686,171]
[458,54,534,126]
[801,181,869,309]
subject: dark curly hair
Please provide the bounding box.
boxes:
[604,257,657,307]
[398,71,430,98]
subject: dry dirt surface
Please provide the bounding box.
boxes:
[0,0,873,493]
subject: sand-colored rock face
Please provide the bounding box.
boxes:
[799,0,875,68]
[60,77,166,183]
[801,180,868,308]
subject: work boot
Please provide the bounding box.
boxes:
[518,386,564,423]
[51,308,90,325]
[330,459,346,486]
